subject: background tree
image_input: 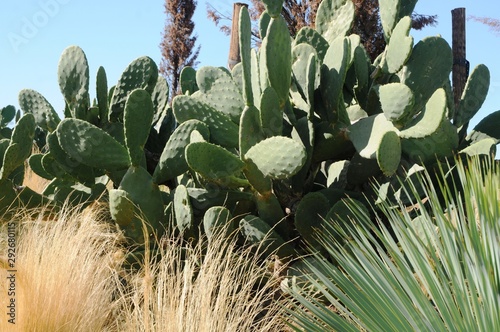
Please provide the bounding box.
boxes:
[207,0,436,60]
[469,16,500,36]
[160,0,200,99]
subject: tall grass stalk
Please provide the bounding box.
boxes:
[0,204,124,331]
[113,227,289,332]
[1,201,290,331]
[287,157,500,331]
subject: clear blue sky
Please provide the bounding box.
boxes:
[1,0,499,144]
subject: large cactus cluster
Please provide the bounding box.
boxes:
[1,0,499,259]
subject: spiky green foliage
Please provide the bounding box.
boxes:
[1,0,498,258]
[286,156,500,331]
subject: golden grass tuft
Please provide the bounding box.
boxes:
[113,228,290,332]
[0,204,125,331]
[0,203,291,331]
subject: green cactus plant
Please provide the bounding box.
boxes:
[2,0,499,265]
[58,45,91,120]
[203,206,233,241]
[0,106,16,139]
[315,0,355,44]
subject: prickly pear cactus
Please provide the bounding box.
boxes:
[2,0,499,263]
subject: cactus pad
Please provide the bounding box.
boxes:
[173,95,239,149]
[18,89,60,132]
[315,0,355,44]
[180,66,198,95]
[377,130,401,176]
[239,215,293,258]
[379,83,415,125]
[185,141,245,180]
[124,89,154,167]
[244,136,307,179]
[294,27,329,62]
[455,64,490,128]
[173,184,193,234]
[381,16,413,74]
[118,166,165,242]
[261,0,283,18]
[0,114,35,181]
[109,56,158,122]
[195,66,245,124]
[348,113,397,159]
[57,118,130,171]
[203,206,233,241]
[261,15,292,107]
[57,45,90,119]
[399,88,447,139]
[153,120,210,184]
[239,105,265,156]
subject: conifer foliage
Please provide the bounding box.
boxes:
[160,0,200,99]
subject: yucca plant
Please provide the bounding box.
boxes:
[285,156,500,331]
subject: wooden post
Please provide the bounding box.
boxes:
[452,8,469,111]
[228,3,248,70]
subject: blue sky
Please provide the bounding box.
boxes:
[1,0,499,138]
